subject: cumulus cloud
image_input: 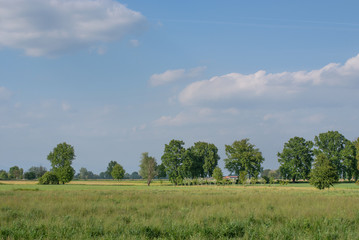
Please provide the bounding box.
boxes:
[0,0,147,56]
[179,54,359,105]
[150,66,206,86]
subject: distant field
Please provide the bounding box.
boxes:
[1,181,359,239]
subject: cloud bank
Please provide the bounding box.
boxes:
[179,54,359,105]
[0,0,146,56]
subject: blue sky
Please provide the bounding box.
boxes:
[1,0,359,174]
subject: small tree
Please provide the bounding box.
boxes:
[212,166,223,184]
[111,164,125,181]
[106,161,118,179]
[139,152,158,186]
[310,154,338,190]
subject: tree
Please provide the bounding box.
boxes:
[139,152,158,186]
[310,154,338,190]
[314,131,357,180]
[24,171,36,180]
[353,137,359,171]
[186,142,220,178]
[130,172,142,179]
[47,142,75,184]
[277,137,314,182]
[106,161,118,179]
[28,166,47,179]
[0,170,8,180]
[161,139,187,185]
[156,163,167,179]
[79,167,89,179]
[212,166,223,183]
[111,164,125,181]
[224,139,264,179]
[9,166,23,179]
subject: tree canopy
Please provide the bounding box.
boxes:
[224,139,264,178]
[47,142,75,184]
[277,136,313,182]
[161,139,187,185]
[314,131,358,180]
[186,141,220,178]
[111,163,125,181]
[310,153,338,190]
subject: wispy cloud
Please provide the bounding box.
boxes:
[0,87,12,100]
[0,0,147,56]
[150,66,206,86]
[179,54,359,105]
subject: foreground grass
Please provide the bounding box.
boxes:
[1,182,359,239]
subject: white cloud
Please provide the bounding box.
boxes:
[179,54,359,105]
[150,66,206,86]
[154,108,214,126]
[0,87,12,100]
[0,0,146,56]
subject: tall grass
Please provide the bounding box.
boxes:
[1,183,359,239]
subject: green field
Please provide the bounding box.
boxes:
[1,181,359,239]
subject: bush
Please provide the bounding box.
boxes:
[38,172,59,185]
[262,176,270,184]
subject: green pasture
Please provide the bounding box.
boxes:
[1,181,359,239]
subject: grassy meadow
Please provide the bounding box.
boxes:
[1,180,359,239]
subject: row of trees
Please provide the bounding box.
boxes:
[278,131,359,184]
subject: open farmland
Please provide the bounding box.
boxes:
[1,181,359,239]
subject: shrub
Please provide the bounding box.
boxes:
[38,172,59,185]
[262,176,270,183]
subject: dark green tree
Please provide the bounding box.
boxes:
[106,161,118,179]
[139,152,158,186]
[186,142,220,178]
[0,170,9,180]
[47,142,75,184]
[314,131,357,180]
[156,163,167,178]
[224,139,264,179]
[24,171,36,180]
[310,154,338,190]
[277,136,314,182]
[9,166,23,179]
[353,137,359,171]
[212,166,223,183]
[161,139,186,185]
[111,163,125,181]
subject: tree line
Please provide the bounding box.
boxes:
[1,130,358,189]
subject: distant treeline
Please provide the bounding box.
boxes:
[1,131,358,188]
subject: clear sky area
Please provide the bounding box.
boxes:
[1,0,359,174]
